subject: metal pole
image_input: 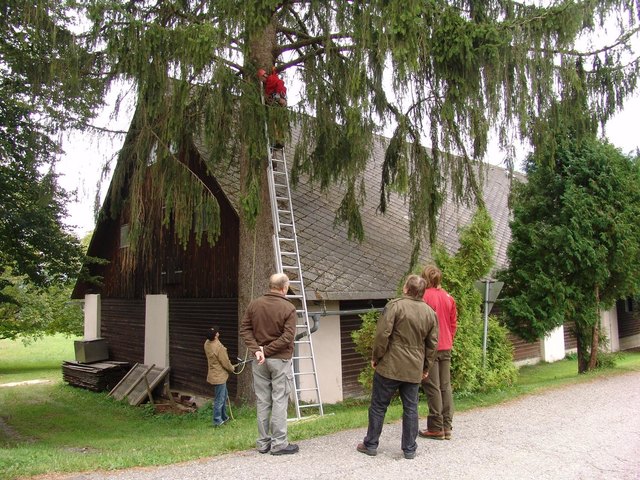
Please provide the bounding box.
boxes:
[482,280,490,369]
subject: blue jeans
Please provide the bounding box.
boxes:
[213,383,229,426]
[363,372,420,455]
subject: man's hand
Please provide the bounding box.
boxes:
[370,360,377,370]
[422,370,429,381]
[255,347,265,365]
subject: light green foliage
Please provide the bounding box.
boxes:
[0,271,83,342]
[433,208,516,394]
[352,208,516,394]
[500,137,640,373]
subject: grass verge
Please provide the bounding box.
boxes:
[1,336,639,479]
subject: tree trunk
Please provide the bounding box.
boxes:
[576,335,588,373]
[587,286,601,371]
[236,155,276,402]
[235,18,278,403]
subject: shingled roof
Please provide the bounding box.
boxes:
[196,127,520,301]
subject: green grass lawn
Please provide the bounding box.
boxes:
[1,335,639,480]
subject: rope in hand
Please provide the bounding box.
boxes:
[232,348,251,375]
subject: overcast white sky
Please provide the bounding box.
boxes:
[57,82,640,239]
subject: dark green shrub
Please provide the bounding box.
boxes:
[351,309,378,391]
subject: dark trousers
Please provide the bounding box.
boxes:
[363,371,420,455]
[425,349,453,431]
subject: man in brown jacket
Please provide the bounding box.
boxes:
[357,274,439,460]
[240,273,299,456]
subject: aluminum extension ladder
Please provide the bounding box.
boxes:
[266,143,324,420]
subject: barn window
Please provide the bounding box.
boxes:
[625,298,634,313]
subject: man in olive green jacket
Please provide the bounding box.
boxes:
[357,274,438,460]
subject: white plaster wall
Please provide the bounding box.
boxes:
[297,301,342,404]
[541,325,565,363]
[144,294,169,368]
[620,333,640,351]
[600,306,620,353]
[83,294,101,340]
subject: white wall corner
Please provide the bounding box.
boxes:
[600,306,620,353]
[144,294,169,368]
[83,294,101,340]
[541,324,565,363]
[307,301,343,404]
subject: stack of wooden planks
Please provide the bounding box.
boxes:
[62,361,130,392]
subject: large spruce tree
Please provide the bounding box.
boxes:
[79,1,639,397]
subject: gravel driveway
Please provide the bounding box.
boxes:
[41,370,640,480]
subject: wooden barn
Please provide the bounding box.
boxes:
[73,117,602,402]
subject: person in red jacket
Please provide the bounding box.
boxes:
[258,67,287,106]
[418,264,458,441]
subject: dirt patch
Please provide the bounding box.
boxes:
[154,402,196,415]
[0,416,34,443]
[64,446,100,454]
[0,379,53,388]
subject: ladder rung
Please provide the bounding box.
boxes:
[287,294,304,299]
[296,388,320,394]
[293,355,314,360]
[293,371,318,376]
[297,402,321,407]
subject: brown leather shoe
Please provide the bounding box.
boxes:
[418,429,445,440]
[444,430,452,440]
[356,442,377,456]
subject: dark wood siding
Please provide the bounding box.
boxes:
[617,299,640,338]
[508,332,541,362]
[563,320,578,350]
[339,300,387,398]
[169,298,238,397]
[74,149,239,300]
[101,298,145,364]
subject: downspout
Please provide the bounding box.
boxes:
[293,307,384,380]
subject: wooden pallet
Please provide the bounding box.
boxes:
[108,363,170,406]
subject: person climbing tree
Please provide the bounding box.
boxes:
[258,67,287,107]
